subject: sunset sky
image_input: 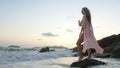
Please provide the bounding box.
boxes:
[0,0,120,48]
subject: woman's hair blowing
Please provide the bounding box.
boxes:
[82,7,91,23]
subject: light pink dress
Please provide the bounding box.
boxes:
[81,15,104,54]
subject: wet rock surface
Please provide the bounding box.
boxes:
[70,59,106,68]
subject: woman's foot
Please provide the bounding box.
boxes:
[78,55,83,62]
[87,49,91,60]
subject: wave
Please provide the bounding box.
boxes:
[0,46,74,64]
[0,47,38,51]
[0,46,68,51]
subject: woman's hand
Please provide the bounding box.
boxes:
[78,20,81,26]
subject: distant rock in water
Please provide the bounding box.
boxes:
[8,45,20,48]
[39,47,55,52]
[70,59,106,68]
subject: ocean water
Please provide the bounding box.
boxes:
[0,46,74,64]
[0,46,120,68]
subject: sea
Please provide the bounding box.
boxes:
[0,46,120,68]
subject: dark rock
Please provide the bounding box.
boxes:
[8,45,20,48]
[72,47,78,52]
[70,59,106,68]
[72,53,78,57]
[94,53,111,58]
[111,44,120,58]
[39,47,55,52]
[97,34,120,58]
[98,34,120,53]
[71,34,120,58]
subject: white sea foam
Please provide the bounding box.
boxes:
[0,46,120,68]
[0,46,75,64]
[1,57,120,68]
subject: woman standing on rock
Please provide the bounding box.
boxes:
[76,7,104,61]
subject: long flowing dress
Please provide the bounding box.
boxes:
[81,15,104,54]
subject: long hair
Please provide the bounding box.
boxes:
[82,7,91,24]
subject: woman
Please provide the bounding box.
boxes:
[76,7,104,61]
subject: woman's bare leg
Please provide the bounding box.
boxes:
[87,49,91,60]
[76,39,83,61]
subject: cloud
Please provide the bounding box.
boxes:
[66,29,73,32]
[42,32,59,37]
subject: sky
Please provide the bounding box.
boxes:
[0,0,120,48]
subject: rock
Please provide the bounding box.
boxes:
[39,47,55,52]
[72,53,79,57]
[72,47,78,52]
[97,34,120,58]
[111,44,120,58]
[8,45,20,48]
[70,59,106,68]
[98,34,120,58]
[72,34,120,58]
[94,53,111,58]
[98,34,120,53]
